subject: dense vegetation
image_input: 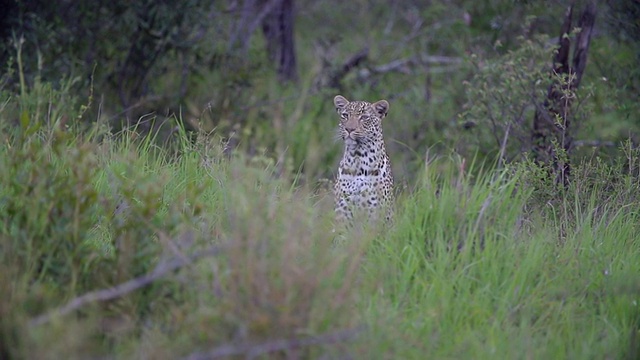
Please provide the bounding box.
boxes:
[1,0,639,358]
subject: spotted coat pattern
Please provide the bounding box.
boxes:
[333,95,394,224]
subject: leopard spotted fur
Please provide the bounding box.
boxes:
[333,95,394,224]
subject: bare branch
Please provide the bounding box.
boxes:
[29,245,223,327]
[327,47,370,88]
[372,55,462,74]
[318,49,461,90]
[228,0,258,50]
[243,0,282,52]
[372,57,412,74]
[228,0,282,52]
[182,326,365,360]
[573,140,616,148]
[419,55,463,65]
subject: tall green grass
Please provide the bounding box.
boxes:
[1,89,639,358]
[359,157,640,358]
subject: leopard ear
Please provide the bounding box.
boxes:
[334,95,349,111]
[373,100,389,118]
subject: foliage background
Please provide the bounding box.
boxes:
[2,0,637,182]
[1,0,639,358]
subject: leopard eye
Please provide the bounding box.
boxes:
[340,113,348,120]
[360,115,370,121]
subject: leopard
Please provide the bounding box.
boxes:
[332,94,394,226]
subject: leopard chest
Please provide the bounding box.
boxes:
[336,145,390,206]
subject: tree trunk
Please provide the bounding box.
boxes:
[261,0,297,83]
[532,1,596,187]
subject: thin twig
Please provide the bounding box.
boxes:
[29,245,223,327]
[182,326,365,360]
[497,122,512,169]
[573,140,616,148]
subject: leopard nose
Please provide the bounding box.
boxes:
[345,126,355,133]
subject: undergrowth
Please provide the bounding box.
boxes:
[1,87,639,359]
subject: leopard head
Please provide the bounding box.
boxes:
[333,95,389,146]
